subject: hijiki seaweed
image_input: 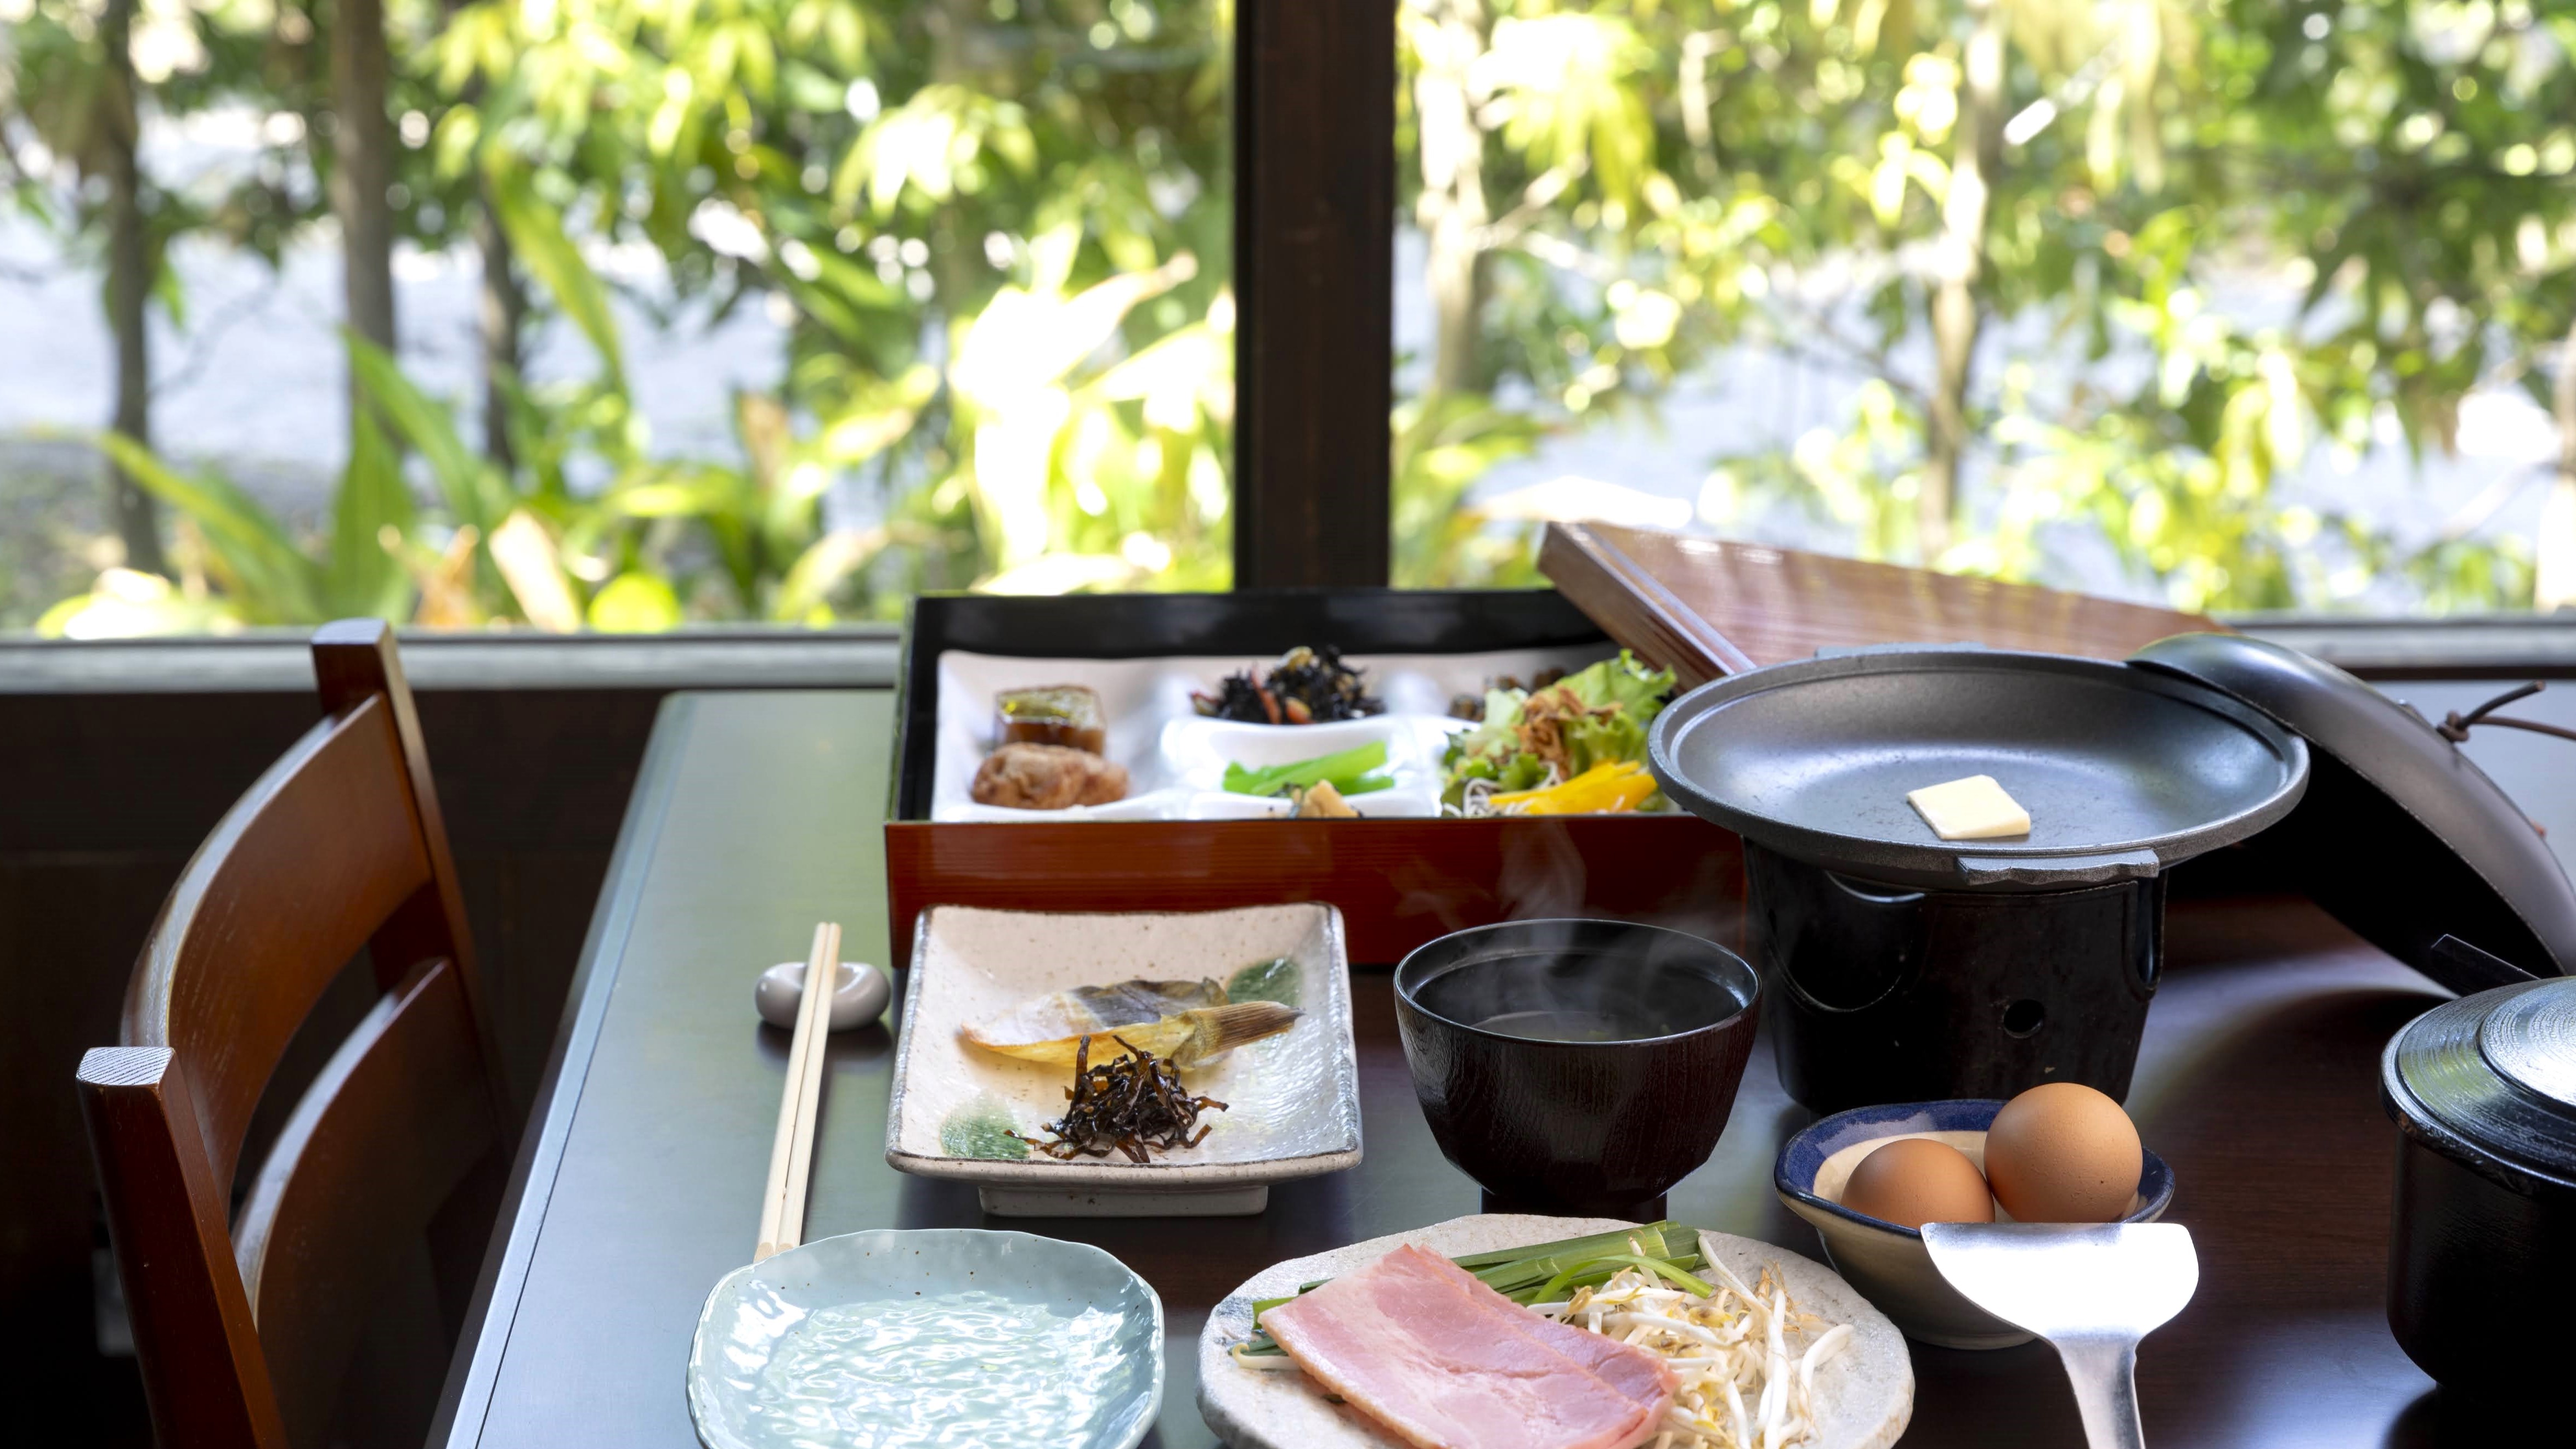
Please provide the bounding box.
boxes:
[1194,646,1385,725]
[1010,1033,1229,1163]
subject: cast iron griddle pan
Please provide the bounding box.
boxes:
[1649,647,2311,891]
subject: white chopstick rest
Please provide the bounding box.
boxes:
[755,958,891,1031]
[756,921,842,1261]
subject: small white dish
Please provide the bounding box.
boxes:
[884,904,1362,1216]
[687,1227,1162,1449]
[1196,1214,1913,1449]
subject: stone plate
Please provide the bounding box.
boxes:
[884,904,1360,1215]
[1647,648,2308,891]
[1196,1214,1913,1448]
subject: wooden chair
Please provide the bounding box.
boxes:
[78,620,513,1449]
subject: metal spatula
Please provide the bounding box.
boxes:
[1921,1222,2199,1449]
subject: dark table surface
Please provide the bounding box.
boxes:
[435,683,2576,1449]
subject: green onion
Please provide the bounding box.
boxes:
[1452,1221,1684,1272]
[1509,1254,1705,1305]
[1471,1230,1683,1298]
[1532,1253,1715,1305]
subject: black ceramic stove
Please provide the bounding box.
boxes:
[1648,644,2310,1111]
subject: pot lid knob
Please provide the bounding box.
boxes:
[2479,977,2576,1114]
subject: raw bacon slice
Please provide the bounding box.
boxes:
[1261,1243,1674,1449]
[1432,1249,1678,1411]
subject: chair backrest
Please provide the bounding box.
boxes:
[78,619,511,1449]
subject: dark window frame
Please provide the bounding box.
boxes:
[1231,0,1397,589]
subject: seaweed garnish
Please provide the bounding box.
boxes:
[1193,646,1385,725]
[1009,1034,1229,1163]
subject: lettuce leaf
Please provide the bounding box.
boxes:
[1560,650,1675,725]
[1558,706,1649,778]
[1445,687,1528,767]
[1439,652,1675,807]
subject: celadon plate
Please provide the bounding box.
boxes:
[687,1228,1162,1449]
[885,904,1361,1216]
[1196,1214,1913,1449]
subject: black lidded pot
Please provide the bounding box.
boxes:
[2381,974,2576,1393]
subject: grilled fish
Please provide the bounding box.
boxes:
[961,977,1301,1068]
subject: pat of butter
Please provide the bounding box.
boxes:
[1907,774,2031,840]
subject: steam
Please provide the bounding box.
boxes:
[1410,918,1749,1044]
[1495,818,1589,921]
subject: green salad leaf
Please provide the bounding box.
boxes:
[1564,649,1674,719]
[1440,651,1676,808]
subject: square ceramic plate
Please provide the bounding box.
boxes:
[884,904,1361,1215]
[687,1228,1163,1449]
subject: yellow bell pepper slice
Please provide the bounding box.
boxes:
[1492,760,1659,816]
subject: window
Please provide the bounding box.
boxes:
[1388,0,2576,614]
[3,0,1233,633]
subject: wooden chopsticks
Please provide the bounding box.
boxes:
[756,920,842,1260]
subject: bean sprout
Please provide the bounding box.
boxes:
[1533,1259,1850,1449]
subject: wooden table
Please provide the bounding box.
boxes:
[436,685,2576,1448]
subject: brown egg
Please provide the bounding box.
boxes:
[1984,1082,2143,1224]
[1840,1137,1996,1230]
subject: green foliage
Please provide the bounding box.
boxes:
[17,0,2576,630]
[430,0,1237,605]
[53,420,417,631]
[1388,0,2576,612]
[21,0,1235,631]
[1391,394,1551,588]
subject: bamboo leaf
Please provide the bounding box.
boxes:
[347,331,510,534]
[94,433,323,622]
[484,157,627,387]
[324,412,419,620]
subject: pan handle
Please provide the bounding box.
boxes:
[1957,850,2161,888]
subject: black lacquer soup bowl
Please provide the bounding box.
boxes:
[1394,919,1760,1218]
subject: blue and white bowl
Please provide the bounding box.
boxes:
[1775,1098,2176,1349]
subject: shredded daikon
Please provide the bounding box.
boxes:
[1535,1256,1850,1449]
[1450,762,1562,818]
